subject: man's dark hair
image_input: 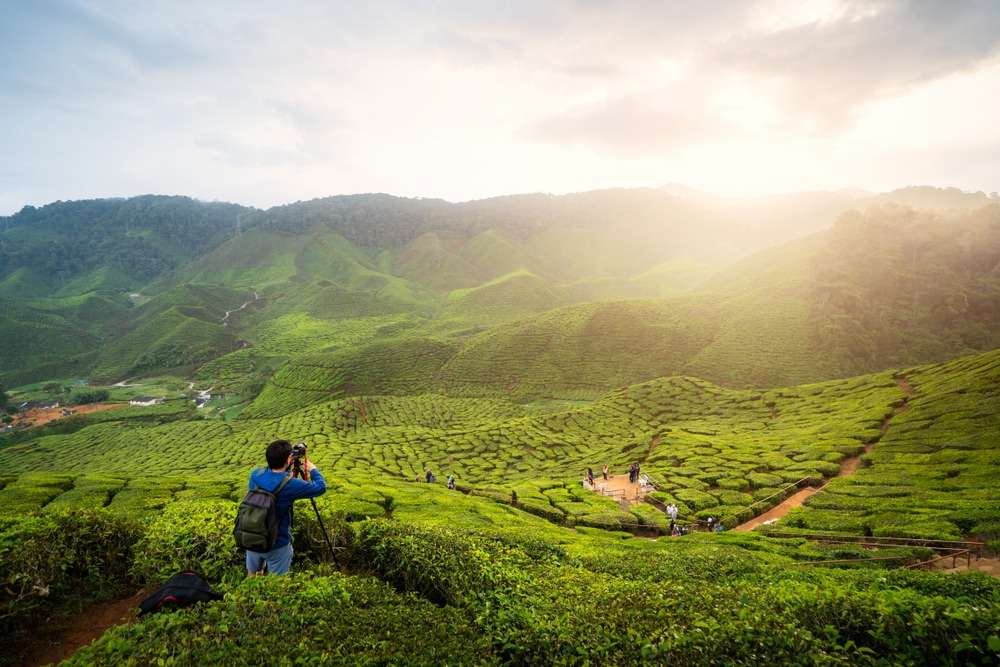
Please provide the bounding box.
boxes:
[266,440,292,469]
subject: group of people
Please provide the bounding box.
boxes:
[627,462,642,484]
[418,470,457,490]
[585,463,612,487]
[582,462,650,489]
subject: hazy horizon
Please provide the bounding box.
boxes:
[4,181,999,218]
[3,1,1000,214]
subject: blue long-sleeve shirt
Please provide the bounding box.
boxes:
[247,467,327,550]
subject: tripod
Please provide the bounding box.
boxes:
[291,458,340,567]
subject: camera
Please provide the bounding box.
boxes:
[291,442,307,459]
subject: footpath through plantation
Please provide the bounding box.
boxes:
[0,349,998,664]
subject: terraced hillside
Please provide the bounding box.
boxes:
[2,347,998,664]
[4,348,997,542]
[786,349,1000,540]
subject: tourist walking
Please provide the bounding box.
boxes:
[587,467,595,487]
[602,463,609,480]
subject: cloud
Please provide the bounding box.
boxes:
[524,0,1000,151]
[1,0,999,212]
[716,0,1000,131]
[522,82,734,154]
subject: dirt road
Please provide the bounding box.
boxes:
[732,375,914,532]
[14,403,126,429]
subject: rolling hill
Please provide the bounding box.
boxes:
[2,188,998,395]
[2,188,999,666]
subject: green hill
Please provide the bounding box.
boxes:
[3,190,999,395]
[425,204,1000,397]
[2,340,998,664]
[0,196,251,294]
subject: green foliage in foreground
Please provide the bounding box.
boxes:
[0,510,141,651]
[6,507,988,667]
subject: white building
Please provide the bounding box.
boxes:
[129,396,164,407]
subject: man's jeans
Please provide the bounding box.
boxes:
[246,543,293,575]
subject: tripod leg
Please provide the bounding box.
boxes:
[311,498,340,567]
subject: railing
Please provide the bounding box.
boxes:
[763,531,985,570]
[722,476,819,527]
[906,549,975,570]
[597,487,626,501]
[791,555,910,566]
[763,532,986,555]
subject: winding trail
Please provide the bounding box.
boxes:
[21,590,145,666]
[733,376,913,532]
[222,290,259,327]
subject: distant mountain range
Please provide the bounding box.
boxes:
[1,186,997,401]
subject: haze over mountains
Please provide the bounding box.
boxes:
[1,185,998,401]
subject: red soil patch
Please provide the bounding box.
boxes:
[589,473,649,505]
[13,403,126,429]
[21,590,146,667]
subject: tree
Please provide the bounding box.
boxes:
[69,389,110,405]
[43,382,65,396]
[0,384,8,412]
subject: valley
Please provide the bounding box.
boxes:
[1,187,998,665]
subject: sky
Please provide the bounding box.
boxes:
[2,0,1000,214]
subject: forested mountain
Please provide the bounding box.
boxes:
[1,188,998,391]
[0,196,250,296]
[391,206,997,396]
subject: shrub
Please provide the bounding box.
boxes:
[131,500,244,587]
[0,510,141,653]
[67,574,495,666]
[356,520,531,606]
[68,389,110,405]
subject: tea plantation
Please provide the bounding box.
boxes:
[1,349,999,664]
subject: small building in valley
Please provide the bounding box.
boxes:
[129,396,164,407]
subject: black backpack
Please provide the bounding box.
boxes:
[234,470,292,552]
[139,571,223,616]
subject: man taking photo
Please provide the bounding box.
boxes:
[244,439,326,575]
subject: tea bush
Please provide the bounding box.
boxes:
[67,573,496,666]
[130,499,249,587]
[0,509,141,653]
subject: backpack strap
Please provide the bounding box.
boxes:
[271,473,293,496]
[249,467,264,491]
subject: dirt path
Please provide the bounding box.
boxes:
[13,403,127,429]
[933,556,1000,577]
[22,590,145,666]
[222,290,259,327]
[733,488,820,532]
[733,376,914,532]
